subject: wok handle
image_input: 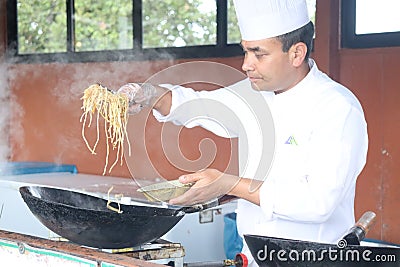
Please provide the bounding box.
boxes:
[180,195,238,214]
[218,195,238,204]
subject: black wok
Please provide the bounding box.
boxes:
[244,234,400,267]
[19,185,223,249]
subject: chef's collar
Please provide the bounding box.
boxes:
[273,59,317,99]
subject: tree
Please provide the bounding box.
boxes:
[16,0,315,54]
[17,0,66,53]
[142,0,217,48]
[17,0,241,54]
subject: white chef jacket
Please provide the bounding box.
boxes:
[153,60,368,266]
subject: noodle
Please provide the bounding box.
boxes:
[80,83,131,175]
[106,186,123,213]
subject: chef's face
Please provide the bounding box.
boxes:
[241,37,298,93]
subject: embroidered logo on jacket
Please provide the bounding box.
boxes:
[285,136,298,145]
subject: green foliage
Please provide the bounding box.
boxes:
[142,0,217,48]
[17,0,66,53]
[74,0,133,51]
[16,0,315,54]
[17,0,235,53]
[227,0,240,44]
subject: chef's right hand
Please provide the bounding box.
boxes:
[117,83,157,114]
[169,169,241,206]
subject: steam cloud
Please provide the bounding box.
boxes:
[1,44,175,173]
[0,55,11,162]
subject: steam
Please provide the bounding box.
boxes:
[40,52,174,170]
[0,54,11,162]
[50,55,174,106]
[1,45,175,173]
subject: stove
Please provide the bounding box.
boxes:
[104,240,185,266]
[0,162,238,265]
[0,229,180,267]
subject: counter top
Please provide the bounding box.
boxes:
[0,229,165,267]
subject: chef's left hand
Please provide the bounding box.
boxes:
[169,168,241,206]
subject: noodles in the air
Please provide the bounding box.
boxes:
[80,83,131,175]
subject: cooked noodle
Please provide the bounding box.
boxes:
[80,83,131,175]
[107,186,123,213]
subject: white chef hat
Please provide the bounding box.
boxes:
[233,0,310,41]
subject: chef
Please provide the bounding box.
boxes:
[118,0,368,265]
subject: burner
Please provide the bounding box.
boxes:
[49,235,185,266]
[103,239,185,267]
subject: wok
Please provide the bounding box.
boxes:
[19,185,225,249]
[244,234,400,267]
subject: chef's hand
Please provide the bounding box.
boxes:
[117,83,157,114]
[169,169,241,206]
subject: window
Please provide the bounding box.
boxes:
[355,0,400,35]
[16,1,67,54]
[74,0,133,51]
[227,0,240,44]
[142,0,217,48]
[7,0,242,63]
[341,0,400,48]
[7,0,316,63]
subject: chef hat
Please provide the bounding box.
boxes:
[233,0,310,41]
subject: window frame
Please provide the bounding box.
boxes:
[6,0,243,64]
[341,0,400,49]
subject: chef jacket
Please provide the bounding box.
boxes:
[153,59,368,266]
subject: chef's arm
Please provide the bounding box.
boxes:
[119,82,247,139]
[229,178,262,205]
[169,169,263,206]
[152,86,172,116]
